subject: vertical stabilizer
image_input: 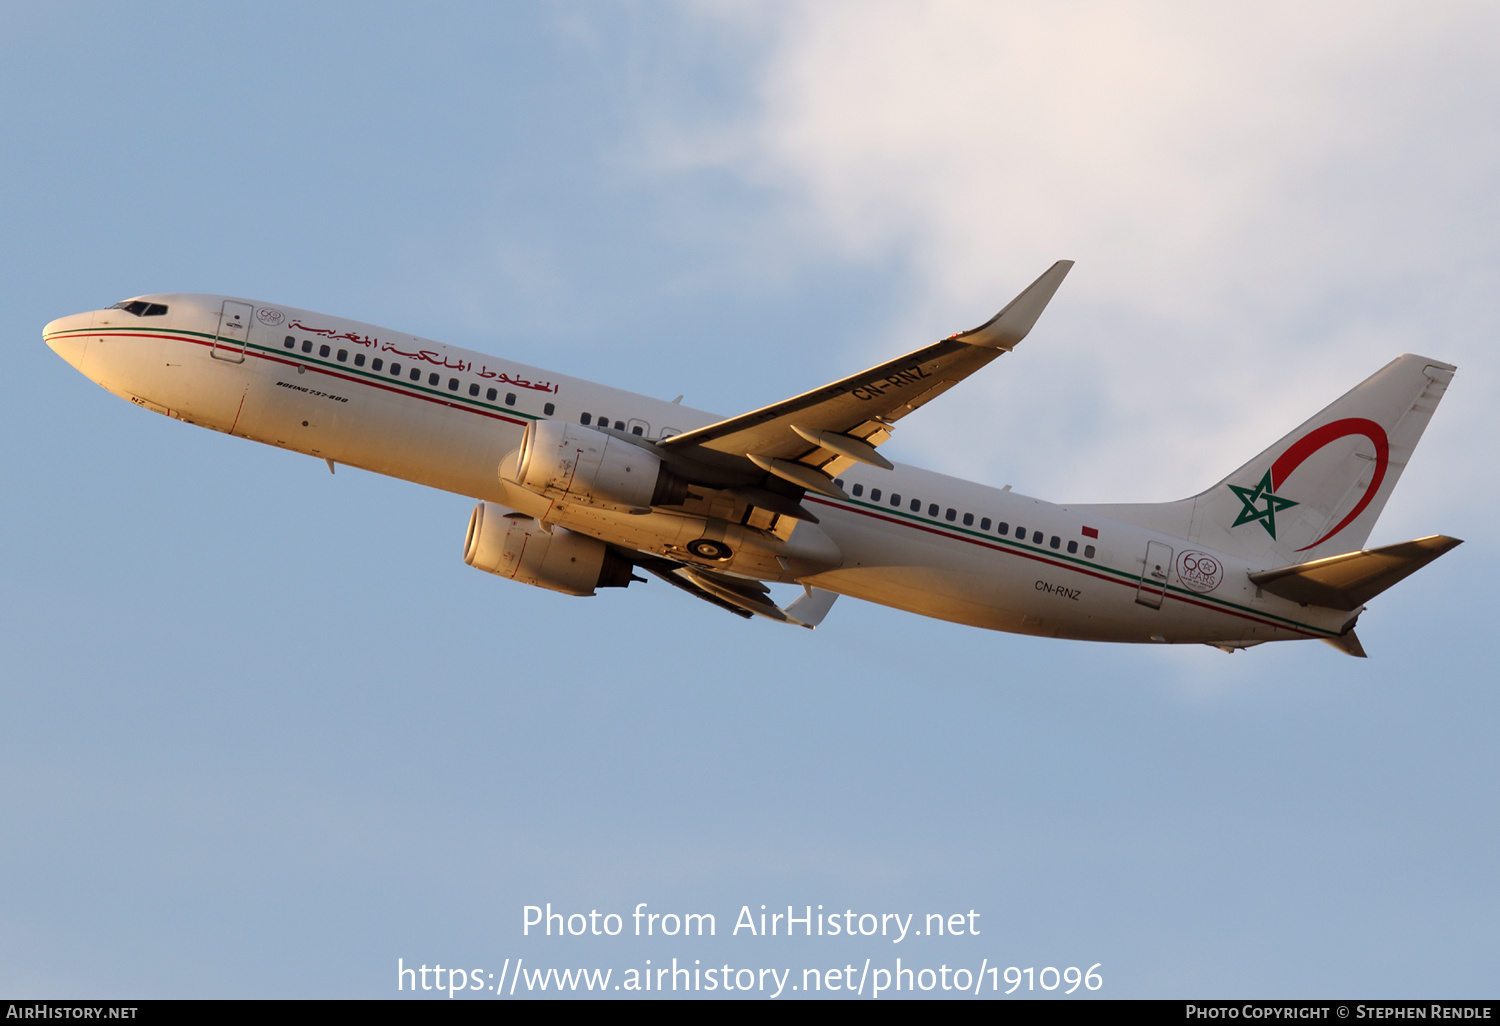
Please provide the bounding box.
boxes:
[1183,354,1455,566]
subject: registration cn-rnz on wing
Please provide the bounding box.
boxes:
[44,262,1461,656]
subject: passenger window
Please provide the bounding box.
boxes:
[835,479,844,488]
[283,336,295,349]
[448,378,459,391]
[997,522,1008,534]
[487,388,497,401]
[1050,536,1060,549]
[890,493,901,507]
[410,368,421,381]
[871,489,882,502]
[468,383,480,396]
[389,362,400,375]
[1067,540,1078,554]
[929,503,939,517]
[336,349,348,362]
[963,513,974,526]
[852,483,864,497]
[910,498,920,512]
[546,403,556,416]
[319,344,330,357]
[301,340,312,353]
[1032,531,1043,544]
[981,518,991,531]
[1084,545,1096,559]
[1016,526,1027,538]
[581,412,592,425]
[372,358,383,371]
[354,354,365,367]
[945,508,956,522]
[615,420,625,430]
[507,393,517,406]
[631,424,642,435]
[429,373,440,386]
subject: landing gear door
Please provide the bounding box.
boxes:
[211,300,255,363]
[1135,540,1173,609]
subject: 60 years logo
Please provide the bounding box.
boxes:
[1175,550,1223,593]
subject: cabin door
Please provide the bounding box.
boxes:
[211,301,255,362]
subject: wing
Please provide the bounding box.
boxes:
[660,261,1073,499]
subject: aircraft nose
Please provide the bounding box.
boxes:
[44,313,92,371]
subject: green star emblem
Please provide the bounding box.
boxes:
[1227,470,1299,539]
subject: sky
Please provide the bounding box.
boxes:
[2,1,1497,1000]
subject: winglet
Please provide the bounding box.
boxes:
[955,260,1074,350]
[785,586,839,629]
[1321,630,1368,658]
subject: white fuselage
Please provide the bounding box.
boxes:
[44,293,1351,647]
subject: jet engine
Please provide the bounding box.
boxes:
[463,502,637,596]
[507,420,688,513]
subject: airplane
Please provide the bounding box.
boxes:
[43,262,1461,656]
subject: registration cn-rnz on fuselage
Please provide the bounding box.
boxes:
[44,262,1462,656]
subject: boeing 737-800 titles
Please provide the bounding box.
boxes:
[44,262,1460,656]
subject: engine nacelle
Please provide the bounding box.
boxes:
[463,502,635,596]
[507,420,687,512]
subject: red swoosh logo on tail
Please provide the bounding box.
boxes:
[1271,417,1390,551]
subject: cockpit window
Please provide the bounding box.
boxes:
[109,300,168,317]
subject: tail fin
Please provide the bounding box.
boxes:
[1184,354,1455,566]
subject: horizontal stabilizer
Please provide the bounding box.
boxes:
[1250,535,1462,611]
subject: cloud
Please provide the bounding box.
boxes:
[673,1,1500,532]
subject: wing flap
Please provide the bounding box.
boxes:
[632,552,839,627]
[790,425,893,469]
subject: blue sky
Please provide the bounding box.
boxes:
[2,2,1497,999]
